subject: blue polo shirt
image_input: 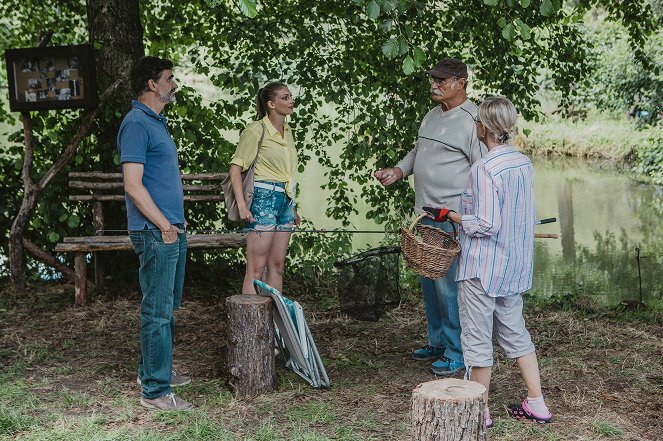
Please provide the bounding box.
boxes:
[117,100,184,230]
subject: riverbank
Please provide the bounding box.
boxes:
[1,281,660,440]
[517,112,661,167]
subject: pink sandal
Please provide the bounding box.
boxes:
[507,399,553,424]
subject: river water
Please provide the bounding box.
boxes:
[297,156,663,307]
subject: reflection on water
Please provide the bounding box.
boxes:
[532,157,662,306]
[298,156,662,306]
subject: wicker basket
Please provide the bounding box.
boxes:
[401,213,461,279]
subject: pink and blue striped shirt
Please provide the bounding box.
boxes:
[456,145,536,297]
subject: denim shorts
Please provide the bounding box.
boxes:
[246,181,295,230]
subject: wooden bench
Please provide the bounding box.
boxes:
[54,172,246,305]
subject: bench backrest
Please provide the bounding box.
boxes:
[67,172,228,234]
[67,172,227,202]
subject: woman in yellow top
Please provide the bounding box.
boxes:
[229,82,300,294]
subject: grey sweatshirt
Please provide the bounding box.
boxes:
[396,100,486,212]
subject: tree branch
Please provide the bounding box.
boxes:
[22,238,96,291]
[37,79,123,192]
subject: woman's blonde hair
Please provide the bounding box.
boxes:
[478,96,518,144]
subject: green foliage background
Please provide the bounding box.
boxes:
[0,0,659,280]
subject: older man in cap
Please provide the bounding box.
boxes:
[375,58,485,375]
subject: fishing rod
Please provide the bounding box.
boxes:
[96,228,398,234]
[96,218,559,237]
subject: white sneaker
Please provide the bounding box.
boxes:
[140,393,193,411]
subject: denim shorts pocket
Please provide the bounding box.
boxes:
[252,187,272,201]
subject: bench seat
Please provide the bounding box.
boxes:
[55,233,247,252]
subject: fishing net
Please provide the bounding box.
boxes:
[334,246,401,321]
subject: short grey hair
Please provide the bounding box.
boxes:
[477,96,517,144]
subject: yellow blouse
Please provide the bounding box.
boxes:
[230,116,298,199]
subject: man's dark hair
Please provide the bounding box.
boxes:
[129,56,174,96]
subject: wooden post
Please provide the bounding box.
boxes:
[411,378,487,441]
[226,295,276,397]
[74,253,87,306]
[92,199,104,287]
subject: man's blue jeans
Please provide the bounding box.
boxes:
[129,228,187,399]
[419,218,464,364]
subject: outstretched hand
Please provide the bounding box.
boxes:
[374,167,403,186]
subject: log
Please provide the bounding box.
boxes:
[69,194,225,202]
[225,295,276,397]
[69,181,222,192]
[534,233,559,239]
[55,233,247,252]
[74,253,88,306]
[67,172,227,180]
[93,199,104,287]
[411,378,487,441]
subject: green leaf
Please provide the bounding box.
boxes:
[540,0,555,16]
[59,213,68,222]
[402,56,415,75]
[382,38,400,58]
[523,128,532,136]
[67,215,80,228]
[515,18,531,39]
[398,38,408,55]
[381,0,397,12]
[367,0,380,19]
[47,232,60,243]
[519,0,531,7]
[238,0,257,18]
[497,17,507,28]
[413,47,426,66]
[502,23,514,41]
[483,0,499,5]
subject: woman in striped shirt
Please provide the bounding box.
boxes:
[425,96,552,427]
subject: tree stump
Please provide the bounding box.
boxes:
[411,378,487,441]
[225,294,276,397]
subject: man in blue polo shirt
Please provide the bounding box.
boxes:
[117,56,192,411]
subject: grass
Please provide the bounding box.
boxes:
[516,111,656,162]
[591,420,625,438]
[0,281,661,440]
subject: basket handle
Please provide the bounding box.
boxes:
[409,213,458,238]
[409,213,428,231]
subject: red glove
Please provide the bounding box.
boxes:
[423,206,455,222]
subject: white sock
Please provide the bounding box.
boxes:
[526,395,550,416]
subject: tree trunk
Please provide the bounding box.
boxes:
[9,113,37,291]
[411,378,487,441]
[87,0,143,171]
[87,0,144,284]
[226,295,276,397]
